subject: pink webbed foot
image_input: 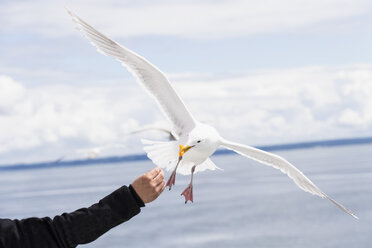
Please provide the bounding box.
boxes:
[166,170,176,190]
[181,184,193,203]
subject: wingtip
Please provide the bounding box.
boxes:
[350,213,359,220]
[324,194,359,220]
[65,7,80,23]
[65,7,79,25]
[65,7,73,15]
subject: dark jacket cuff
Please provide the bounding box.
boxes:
[129,184,145,207]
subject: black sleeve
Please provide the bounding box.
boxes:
[0,185,142,248]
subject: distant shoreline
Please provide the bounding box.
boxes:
[1,136,371,171]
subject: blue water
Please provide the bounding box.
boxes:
[0,144,371,247]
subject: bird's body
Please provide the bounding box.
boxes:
[143,123,222,176]
[68,9,358,219]
[179,123,221,164]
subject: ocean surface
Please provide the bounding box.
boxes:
[0,144,371,247]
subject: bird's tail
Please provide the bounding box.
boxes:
[142,139,179,172]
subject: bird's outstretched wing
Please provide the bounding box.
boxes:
[125,126,177,140]
[220,138,358,219]
[67,9,196,138]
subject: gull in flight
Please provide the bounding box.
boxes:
[52,143,127,163]
[53,126,173,163]
[75,143,127,159]
[68,10,358,219]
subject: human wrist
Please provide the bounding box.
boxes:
[129,184,145,208]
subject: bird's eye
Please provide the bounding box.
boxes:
[197,140,201,143]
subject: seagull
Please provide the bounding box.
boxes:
[52,126,172,163]
[67,10,358,219]
[75,143,127,159]
[54,143,127,162]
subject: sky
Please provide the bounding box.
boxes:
[1,0,372,164]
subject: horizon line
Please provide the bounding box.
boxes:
[1,136,371,171]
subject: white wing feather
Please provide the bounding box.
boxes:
[126,126,176,140]
[176,158,221,175]
[220,139,358,219]
[67,10,196,137]
[142,139,179,172]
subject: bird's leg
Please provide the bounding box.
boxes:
[181,165,196,204]
[166,156,182,190]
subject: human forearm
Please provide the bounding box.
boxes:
[0,185,141,248]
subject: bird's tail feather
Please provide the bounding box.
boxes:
[142,139,179,172]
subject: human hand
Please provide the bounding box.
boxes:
[131,167,165,204]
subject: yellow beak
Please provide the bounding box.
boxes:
[179,145,193,157]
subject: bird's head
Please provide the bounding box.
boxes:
[178,124,221,158]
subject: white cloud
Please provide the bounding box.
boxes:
[1,0,371,39]
[173,64,372,144]
[0,76,167,163]
[0,75,26,114]
[1,63,372,164]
